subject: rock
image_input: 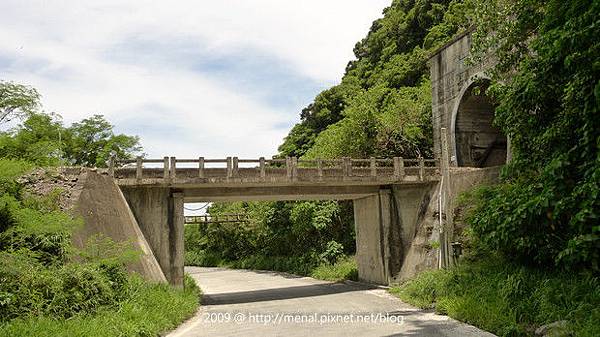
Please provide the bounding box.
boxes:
[535,320,571,337]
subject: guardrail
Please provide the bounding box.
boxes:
[184,214,250,224]
[109,156,439,183]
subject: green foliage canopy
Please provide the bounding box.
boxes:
[0,113,141,167]
[278,0,469,160]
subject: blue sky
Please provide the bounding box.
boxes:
[0,0,390,159]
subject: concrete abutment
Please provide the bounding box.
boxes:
[353,183,438,284]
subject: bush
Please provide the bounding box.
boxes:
[310,256,358,282]
[466,0,600,272]
[467,172,599,271]
[0,160,32,197]
[0,252,127,321]
[0,201,77,266]
[184,250,222,267]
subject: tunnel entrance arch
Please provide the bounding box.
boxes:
[450,78,506,167]
[429,29,510,167]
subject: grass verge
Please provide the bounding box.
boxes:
[389,256,599,337]
[0,274,201,337]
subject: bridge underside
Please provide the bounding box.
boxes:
[119,180,439,287]
[182,185,377,201]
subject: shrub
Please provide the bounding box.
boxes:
[466,0,600,272]
[0,160,32,197]
[311,256,358,282]
[184,250,222,267]
[319,240,344,264]
[0,273,200,337]
[0,252,128,321]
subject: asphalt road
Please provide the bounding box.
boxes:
[167,267,496,337]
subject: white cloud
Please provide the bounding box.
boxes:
[0,0,389,158]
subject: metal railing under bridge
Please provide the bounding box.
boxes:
[184,214,250,225]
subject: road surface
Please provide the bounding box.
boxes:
[167,267,496,337]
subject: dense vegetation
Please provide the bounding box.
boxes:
[0,82,199,335]
[465,0,599,272]
[389,1,599,335]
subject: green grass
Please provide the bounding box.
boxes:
[310,256,358,282]
[389,256,600,337]
[0,274,201,337]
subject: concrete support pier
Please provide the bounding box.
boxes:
[353,185,436,284]
[121,187,185,288]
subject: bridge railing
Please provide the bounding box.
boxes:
[109,156,439,183]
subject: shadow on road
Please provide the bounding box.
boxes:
[203,282,375,305]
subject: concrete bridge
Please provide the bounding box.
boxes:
[109,156,442,287]
[72,30,505,289]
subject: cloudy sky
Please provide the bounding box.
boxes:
[0,0,390,159]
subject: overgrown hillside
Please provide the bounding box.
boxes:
[279,0,469,159]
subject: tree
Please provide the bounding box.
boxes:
[0,112,142,167]
[0,113,63,166]
[63,115,142,167]
[0,81,41,125]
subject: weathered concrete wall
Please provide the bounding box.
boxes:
[120,187,184,288]
[392,168,502,282]
[429,31,505,167]
[353,184,437,284]
[395,181,441,282]
[73,170,166,283]
[354,193,387,284]
[447,166,501,209]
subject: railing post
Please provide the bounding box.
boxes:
[286,157,292,181]
[163,156,169,180]
[419,157,425,181]
[226,156,232,180]
[370,157,377,178]
[343,157,351,180]
[136,156,143,180]
[317,159,323,181]
[170,156,177,179]
[292,157,298,182]
[233,156,239,177]
[107,154,115,177]
[198,157,205,178]
[394,157,404,180]
[259,157,266,181]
